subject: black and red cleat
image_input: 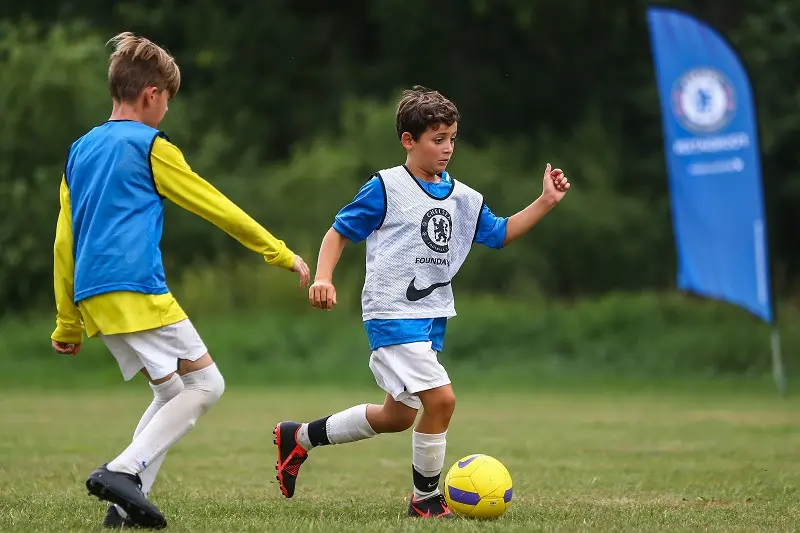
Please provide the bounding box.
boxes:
[273,422,308,498]
[408,493,455,518]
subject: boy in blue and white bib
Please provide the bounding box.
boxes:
[274,86,570,518]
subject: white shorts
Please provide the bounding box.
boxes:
[100,319,208,381]
[368,341,451,410]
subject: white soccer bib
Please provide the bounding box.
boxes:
[361,165,484,321]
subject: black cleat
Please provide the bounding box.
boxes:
[273,422,308,498]
[86,464,166,529]
[408,493,455,518]
[102,505,140,529]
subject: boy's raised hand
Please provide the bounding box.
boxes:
[309,279,337,311]
[291,255,311,287]
[542,163,570,204]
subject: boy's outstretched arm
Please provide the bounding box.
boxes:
[150,137,309,285]
[309,228,348,311]
[52,176,84,354]
[503,163,570,246]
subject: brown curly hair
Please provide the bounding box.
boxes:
[395,85,460,141]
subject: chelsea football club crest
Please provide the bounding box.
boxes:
[671,68,736,134]
[420,208,452,253]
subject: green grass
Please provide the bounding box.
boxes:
[6,289,800,389]
[2,385,800,531]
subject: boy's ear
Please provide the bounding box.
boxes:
[400,132,415,151]
[142,86,159,103]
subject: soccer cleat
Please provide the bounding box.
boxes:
[86,464,166,529]
[273,421,308,498]
[102,505,140,529]
[408,493,455,518]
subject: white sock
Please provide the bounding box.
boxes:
[114,375,184,518]
[107,364,225,475]
[296,423,313,451]
[299,404,377,450]
[412,430,447,500]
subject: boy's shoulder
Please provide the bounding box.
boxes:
[103,120,168,141]
[67,122,171,178]
[72,121,167,151]
[452,176,480,195]
[372,164,405,180]
[439,170,483,198]
[370,166,483,198]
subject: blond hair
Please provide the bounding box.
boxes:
[396,85,460,140]
[106,32,180,102]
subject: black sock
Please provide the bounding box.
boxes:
[412,465,441,497]
[307,416,331,447]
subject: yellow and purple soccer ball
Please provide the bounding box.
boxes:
[443,454,513,519]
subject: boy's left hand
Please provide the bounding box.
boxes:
[541,163,570,204]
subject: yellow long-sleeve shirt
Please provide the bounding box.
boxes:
[52,135,295,344]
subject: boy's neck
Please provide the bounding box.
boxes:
[109,100,144,124]
[405,161,440,183]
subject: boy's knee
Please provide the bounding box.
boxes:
[448,392,456,411]
[205,371,225,404]
[201,369,225,405]
[182,363,225,410]
[426,390,456,419]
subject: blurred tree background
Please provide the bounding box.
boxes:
[1,0,799,379]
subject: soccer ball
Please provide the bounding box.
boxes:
[444,454,513,519]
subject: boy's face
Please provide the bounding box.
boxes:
[403,122,458,176]
[141,87,170,128]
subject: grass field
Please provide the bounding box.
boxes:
[1,384,799,532]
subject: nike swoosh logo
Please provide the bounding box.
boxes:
[410,504,431,517]
[406,277,451,302]
[458,455,479,468]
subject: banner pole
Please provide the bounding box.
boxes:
[770,327,786,394]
